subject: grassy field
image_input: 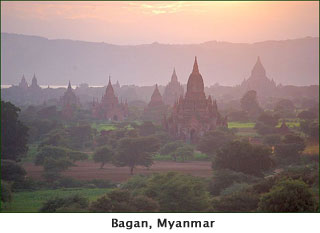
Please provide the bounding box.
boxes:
[153,152,209,161]
[91,122,117,132]
[228,122,255,129]
[227,122,258,137]
[276,119,300,128]
[1,188,111,213]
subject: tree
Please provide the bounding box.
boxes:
[1,160,26,182]
[114,136,160,174]
[228,110,249,122]
[1,101,29,161]
[40,195,89,213]
[257,112,278,127]
[263,134,281,146]
[211,191,259,212]
[159,141,194,161]
[35,145,88,181]
[300,121,319,141]
[208,169,258,196]
[198,129,235,156]
[90,189,159,213]
[1,181,12,204]
[172,144,194,162]
[213,141,273,176]
[274,134,306,164]
[143,172,211,212]
[240,90,263,119]
[258,179,317,212]
[274,99,295,118]
[139,121,157,136]
[93,146,114,169]
[298,110,317,120]
[254,122,276,135]
[66,125,94,149]
[159,141,184,156]
[24,119,61,143]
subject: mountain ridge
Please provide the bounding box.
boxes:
[1,33,318,86]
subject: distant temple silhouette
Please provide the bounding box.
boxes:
[241,56,277,96]
[162,68,184,106]
[143,84,167,122]
[18,75,28,90]
[60,81,80,119]
[92,76,128,121]
[163,57,227,143]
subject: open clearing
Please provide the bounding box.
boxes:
[23,160,213,183]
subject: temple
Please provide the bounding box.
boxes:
[29,74,41,91]
[92,77,128,121]
[60,81,80,119]
[163,57,227,143]
[143,84,167,122]
[18,75,29,90]
[241,56,276,96]
[162,68,184,106]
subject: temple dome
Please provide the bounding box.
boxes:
[186,56,204,94]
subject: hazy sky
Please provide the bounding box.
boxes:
[1,1,319,44]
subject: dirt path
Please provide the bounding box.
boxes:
[23,160,212,183]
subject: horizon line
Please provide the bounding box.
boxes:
[1,31,319,47]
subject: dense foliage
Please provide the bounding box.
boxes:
[1,101,29,161]
[213,140,273,176]
[258,179,317,212]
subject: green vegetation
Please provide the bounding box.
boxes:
[1,188,111,213]
[258,179,317,212]
[276,119,300,128]
[228,122,255,129]
[1,101,29,161]
[21,144,38,163]
[91,122,117,132]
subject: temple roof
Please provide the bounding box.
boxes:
[186,56,204,93]
[105,76,116,98]
[31,73,38,86]
[251,56,266,77]
[192,56,199,74]
[171,68,178,83]
[148,84,164,107]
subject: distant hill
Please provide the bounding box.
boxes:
[1,33,318,86]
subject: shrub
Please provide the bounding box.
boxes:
[1,160,26,182]
[208,169,259,196]
[90,189,159,213]
[143,172,211,212]
[258,179,317,212]
[213,141,273,176]
[1,181,12,203]
[211,191,259,212]
[40,195,89,213]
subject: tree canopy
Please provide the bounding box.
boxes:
[114,136,160,174]
[198,129,235,156]
[93,146,114,169]
[258,179,317,212]
[240,90,263,119]
[213,140,273,176]
[1,101,29,161]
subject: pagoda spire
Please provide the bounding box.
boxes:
[192,56,199,73]
[251,56,266,77]
[105,75,115,97]
[171,67,178,82]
